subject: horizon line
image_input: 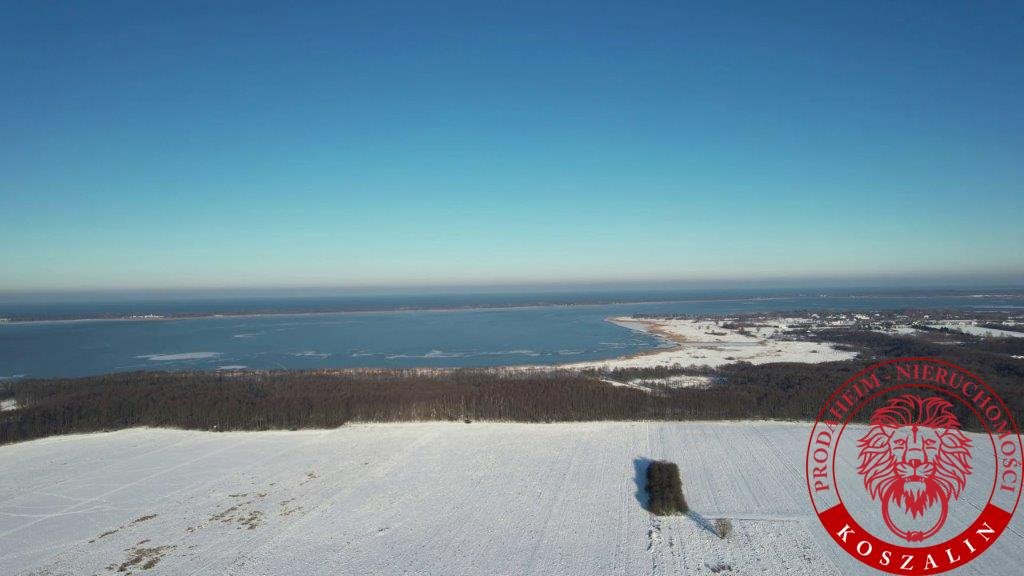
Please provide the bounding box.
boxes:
[2,272,1024,302]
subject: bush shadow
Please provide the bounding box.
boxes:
[633,457,653,508]
[687,509,720,537]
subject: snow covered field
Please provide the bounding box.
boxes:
[926,320,1024,339]
[566,317,857,370]
[871,320,1024,339]
[1,423,1019,575]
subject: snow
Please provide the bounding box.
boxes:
[566,317,857,370]
[3,422,1018,575]
[136,352,222,361]
[928,321,1024,339]
[600,378,653,392]
[0,399,16,412]
[602,375,714,391]
[629,374,715,389]
[290,351,332,358]
[872,325,920,336]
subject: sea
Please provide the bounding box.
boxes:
[1,289,1021,379]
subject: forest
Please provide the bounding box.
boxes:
[2,329,1022,445]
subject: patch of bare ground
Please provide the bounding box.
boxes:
[278,498,303,517]
[89,514,158,543]
[238,510,264,530]
[202,491,268,531]
[108,544,175,574]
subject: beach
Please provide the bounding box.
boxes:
[565,316,858,370]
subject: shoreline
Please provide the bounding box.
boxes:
[0,315,840,380]
[3,310,1020,380]
[3,290,1022,326]
[0,296,797,326]
[562,315,860,370]
[605,317,686,360]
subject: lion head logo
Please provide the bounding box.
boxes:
[856,394,972,542]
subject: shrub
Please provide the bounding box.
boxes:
[645,460,688,515]
[714,518,732,539]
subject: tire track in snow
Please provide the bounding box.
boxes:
[5,429,338,573]
[518,427,585,575]
[0,431,195,508]
[209,428,442,576]
[0,437,248,540]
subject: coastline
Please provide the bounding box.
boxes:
[3,290,1021,326]
[0,295,809,326]
[562,315,859,370]
[4,309,1020,380]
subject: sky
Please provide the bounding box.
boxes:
[2,1,1023,294]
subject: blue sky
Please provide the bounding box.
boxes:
[2,1,1022,292]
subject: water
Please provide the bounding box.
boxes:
[1,291,1021,378]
